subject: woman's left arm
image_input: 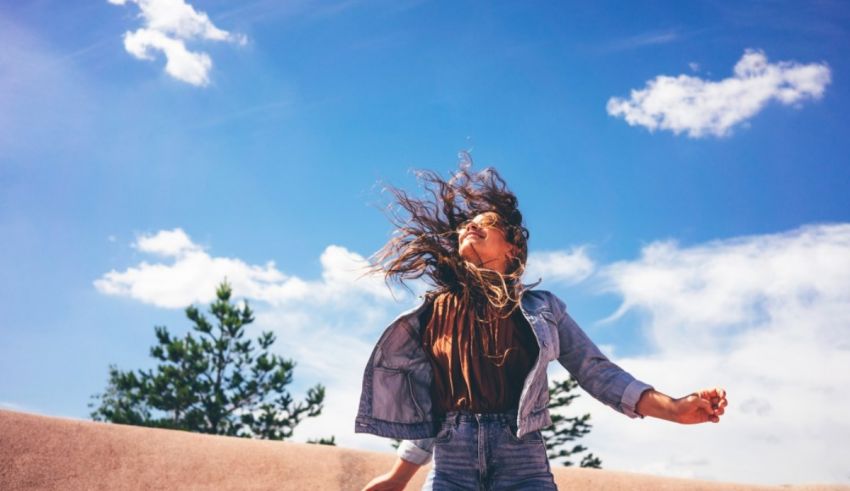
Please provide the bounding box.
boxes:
[636,387,728,424]
[549,293,727,423]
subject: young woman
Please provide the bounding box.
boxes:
[355,163,727,490]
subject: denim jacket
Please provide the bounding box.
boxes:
[353,287,653,466]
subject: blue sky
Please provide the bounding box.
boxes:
[2,0,849,485]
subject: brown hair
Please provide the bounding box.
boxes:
[370,154,530,322]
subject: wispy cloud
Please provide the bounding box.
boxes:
[188,98,293,129]
[566,222,850,484]
[0,14,96,156]
[108,0,246,86]
[597,29,680,53]
[607,49,831,138]
[525,247,595,286]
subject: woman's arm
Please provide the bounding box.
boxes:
[361,438,433,491]
[549,294,728,423]
[550,296,653,418]
[636,387,728,424]
[361,456,422,491]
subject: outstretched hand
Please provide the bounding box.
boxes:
[673,387,728,424]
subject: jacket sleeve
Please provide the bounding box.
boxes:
[550,294,653,418]
[397,438,435,465]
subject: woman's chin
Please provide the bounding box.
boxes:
[458,246,476,262]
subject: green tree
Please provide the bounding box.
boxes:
[541,376,602,468]
[89,280,330,442]
[389,376,601,468]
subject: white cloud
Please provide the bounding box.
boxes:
[133,227,201,256]
[525,247,595,286]
[568,222,850,484]
[123,28,212,86]
[109,0,246,86]
[94,228,394,309]
[607,49,831,137]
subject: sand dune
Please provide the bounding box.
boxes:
[1,409,845,490]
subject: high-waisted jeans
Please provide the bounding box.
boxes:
[422,409,558,490]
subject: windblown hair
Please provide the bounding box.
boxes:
[370,156,530,323]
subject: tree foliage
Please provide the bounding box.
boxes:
[89,280,329,442]
[541,376,602,468]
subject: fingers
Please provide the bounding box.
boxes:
[700,399,721,423]
[713,388,728,415]
[692,387,729,423]
[698,387,728,411]
[699,387,725,400]
[696,397,713,413]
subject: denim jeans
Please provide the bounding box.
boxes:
[422,410,558,490]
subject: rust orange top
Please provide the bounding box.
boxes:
[420,291,539,415]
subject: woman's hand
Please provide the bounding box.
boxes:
[361,457,421,491]
[637,387,728,424]
[361,472,410,491]
[673,387,728,424]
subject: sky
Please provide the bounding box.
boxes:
[2,0,850,486]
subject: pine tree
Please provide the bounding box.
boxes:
[89,279,330,442]
[541,376,602,468]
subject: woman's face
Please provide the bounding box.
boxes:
[457,211,516,273]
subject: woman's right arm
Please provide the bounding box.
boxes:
[361,456,422,491]
[362,437,434,490]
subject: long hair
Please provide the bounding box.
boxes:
[370,154,530,323]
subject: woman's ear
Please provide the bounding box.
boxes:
[505,244,519,263]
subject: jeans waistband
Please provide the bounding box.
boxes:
[442,408,519,425]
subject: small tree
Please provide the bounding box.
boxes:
[90,280,330,442]
[389,376,601,468]
[541,376,602,468]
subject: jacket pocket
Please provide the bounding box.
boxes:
[372,367,424,423]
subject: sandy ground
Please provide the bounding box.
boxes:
[1,409,846,491]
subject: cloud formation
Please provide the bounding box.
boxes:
[566,222,850,484]
[94,228,393,308]
[525,247,595,286]
[607,49,831,137]
[108,0,246,86]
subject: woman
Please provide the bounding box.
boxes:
[355,162,727,490]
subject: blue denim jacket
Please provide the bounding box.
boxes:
[353,287,653,466]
